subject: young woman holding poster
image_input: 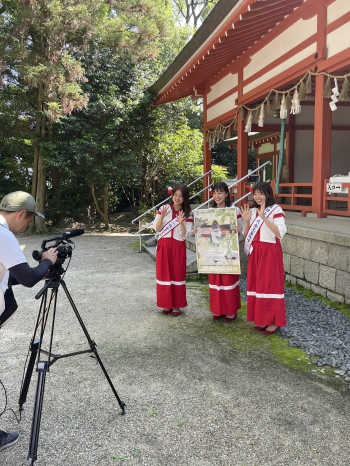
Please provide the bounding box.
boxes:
[153,184,193,316]
[241,182,287,334]
[208,182,243,322]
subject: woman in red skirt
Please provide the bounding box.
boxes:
[208,182,242,322]
[241,182,287,334]
[153,184,193,316]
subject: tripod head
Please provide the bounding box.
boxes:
[32,229,84,279]
[32,229,84,298]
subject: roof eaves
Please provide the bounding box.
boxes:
[148,0,241,98]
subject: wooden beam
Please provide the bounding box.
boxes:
[312,74,332,217]
[236,69,248,203]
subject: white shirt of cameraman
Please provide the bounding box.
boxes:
[0,215,27,315]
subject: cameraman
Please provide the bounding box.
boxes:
[0,191,58,452]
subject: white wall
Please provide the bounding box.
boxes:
[207,92,237,122]
[244,16,317,94]
[207,73,238,105]
[327,0,350,24]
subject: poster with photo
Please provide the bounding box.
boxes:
[194,208,241,274]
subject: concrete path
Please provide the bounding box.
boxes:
[1,233,349,466]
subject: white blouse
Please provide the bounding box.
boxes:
[249,206,287,243]
[153,205,193,241]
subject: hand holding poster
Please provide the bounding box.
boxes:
[194,208,241,274]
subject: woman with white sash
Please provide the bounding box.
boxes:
[153,184,193,316]
[241,182,287,334]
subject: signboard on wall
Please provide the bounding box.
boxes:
[326,182,343,193]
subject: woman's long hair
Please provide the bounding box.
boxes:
[252,182,276,208]
[211,181,231,207]
[170,184,191,217]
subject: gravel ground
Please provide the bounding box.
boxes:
[1,233,350,466]
[240,278,350,385]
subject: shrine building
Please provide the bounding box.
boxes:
[149,0,350,218]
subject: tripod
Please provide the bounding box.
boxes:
[18,271,126,466]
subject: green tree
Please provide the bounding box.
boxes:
[47,51,157,228]
[171,0,219,27]
[47,50,207,227]
[212,141,256,178]
[0,84,33,197]
[0,0,169,231]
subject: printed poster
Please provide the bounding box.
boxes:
[194,208,241,274]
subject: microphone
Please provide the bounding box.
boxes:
[35,229,85,260]
[45,229,85,242]
[63,229,85,239]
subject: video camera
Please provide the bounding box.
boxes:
[32,229,84,278]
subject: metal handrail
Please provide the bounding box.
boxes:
[232,179,271,205]
[133,169,213,250]
[134,161,272,252]
[192,161,272,211]
[131,169,213,225]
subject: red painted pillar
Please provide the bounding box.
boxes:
[312,74,332,217]
[237,114,248,204]
[236,67,248,204]
[202,93,212,201]
[203,138,212,201]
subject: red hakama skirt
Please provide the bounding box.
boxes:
[208,274,241,316]
[246,239,286,326]
[156,237,187,309]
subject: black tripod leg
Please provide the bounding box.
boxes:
[60,280,126,414]
[27,362,48,466]
[90,344,126,414]
[19,287,53,412]
[25,286,56,465]
[18,339,39,411]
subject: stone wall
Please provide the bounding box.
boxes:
[282,225,350,304]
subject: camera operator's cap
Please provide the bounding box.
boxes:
[0,191,45,219]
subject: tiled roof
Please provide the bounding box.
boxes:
[150,0,304,105]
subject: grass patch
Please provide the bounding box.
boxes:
[186,273,209,283]
[128,240,144,251]
[268,337,311,370]
[187,281,346,385]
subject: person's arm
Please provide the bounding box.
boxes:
[241,204,252,236]
[9,259,53,287]
[182,213,193,238]
[236,208,244,235]
[258,203,286,239]
[154,205,170,233]
[176,210,187,238]
[9,247,58,287]
[269,209,287,239]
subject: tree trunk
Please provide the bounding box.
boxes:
[103,181,109,228]
[34,154,47,233]
[51,166,60,224]
[91,183,109,228]
[31,143,39,198]
[33,84,47,233]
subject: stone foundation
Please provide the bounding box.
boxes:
[282,225,350,304]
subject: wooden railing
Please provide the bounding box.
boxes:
[323,180,350,217]
[271,182,313,213]
[235,180,350,217]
